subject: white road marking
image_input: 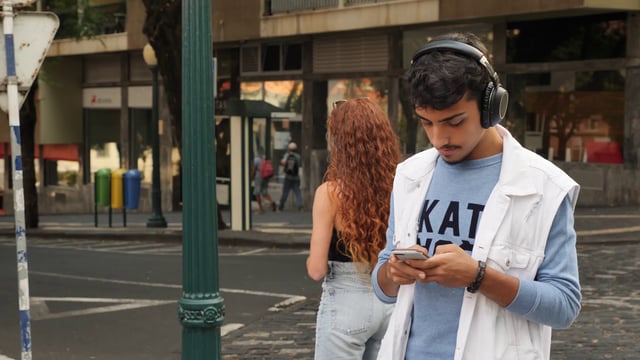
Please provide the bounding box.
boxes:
[235,248,268,255]
[87,243,167,252]
[221,323,244,336]
[576,214,640,218]
[30,271,305,299]
[28,296,253,337]
[254,228,312,235]
[268,296,307,312]
[577,225,640,236]
[130,245,183,254]
[0,354,16,360]
[30,297,174,320]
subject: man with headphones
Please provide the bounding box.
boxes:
[372,33,581,359]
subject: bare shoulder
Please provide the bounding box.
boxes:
[313,182,338,213]
[315,181,337,197]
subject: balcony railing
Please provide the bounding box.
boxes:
[47,1,126,39]
[266,0,396,15]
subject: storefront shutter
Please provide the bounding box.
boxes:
[313,34,388,73]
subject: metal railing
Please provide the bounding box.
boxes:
[266,0,396,15]
[50,1,126,39]
[345,0,396,5]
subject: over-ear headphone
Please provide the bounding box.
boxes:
[411,40,509,128]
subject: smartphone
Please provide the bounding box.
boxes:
[391,249,428,261]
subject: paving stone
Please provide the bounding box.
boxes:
[222,242,640,359]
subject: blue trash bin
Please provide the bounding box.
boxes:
[124,169,142,209]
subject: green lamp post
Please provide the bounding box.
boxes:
[142,43,168,228]
[178,0,224,359]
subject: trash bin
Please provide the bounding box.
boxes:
[124,169,142,210]
[111,168,126,209]
[95,168,111,207]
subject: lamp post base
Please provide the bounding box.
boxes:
[146,214,168,228]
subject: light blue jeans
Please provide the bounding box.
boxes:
[315,262,394,360]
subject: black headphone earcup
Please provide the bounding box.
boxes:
[482,82,509,128]
[481,82,495,128]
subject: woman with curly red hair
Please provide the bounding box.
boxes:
[307,97,401,359]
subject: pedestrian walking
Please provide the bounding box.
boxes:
[307,98,401,359]
[278,142,303,211]
[252,150,277,213]
[373,32,582,359]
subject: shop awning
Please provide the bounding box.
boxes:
[0,143,79,161]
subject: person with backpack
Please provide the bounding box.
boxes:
[277,142,303,211]
[252,150,276,213]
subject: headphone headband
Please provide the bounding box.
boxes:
[411,39,501,85]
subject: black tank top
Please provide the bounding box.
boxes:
[328,228,352,262]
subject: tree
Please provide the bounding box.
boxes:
[141,0,182,149]
[143,1,228,230]
[19,83,39,228]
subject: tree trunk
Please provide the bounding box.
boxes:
[19,83,39,228]
[143,0,228,231]
[142,0,182,149]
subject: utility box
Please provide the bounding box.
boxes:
[95,168,111,207]
[124,169,142,210]
[110,168,126,209]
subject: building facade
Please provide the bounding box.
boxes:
[2,0,639,215]
[220,0,640,207]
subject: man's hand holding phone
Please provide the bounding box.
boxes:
[391,248,428,261]
[387,247,429,285]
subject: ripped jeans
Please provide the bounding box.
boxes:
[314,261,394,360]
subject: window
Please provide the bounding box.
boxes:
[262,44,281,71]
[241,46,259,73]
[284,44,303,70]
[507,13,626,63]
[506,70,624,164]
[241,42,303,73]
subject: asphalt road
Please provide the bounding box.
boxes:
[0,238,319,360]
[218,241,640,360]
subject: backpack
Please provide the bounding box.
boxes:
[260,159,274,180]
[284,153,299,176]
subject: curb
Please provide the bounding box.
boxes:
[0,228,310,249]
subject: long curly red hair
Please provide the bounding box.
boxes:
[325,98,401,270]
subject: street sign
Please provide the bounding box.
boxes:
[0,11,59,113]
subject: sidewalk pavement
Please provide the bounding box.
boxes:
[0,205,638,247]
[0,207,313,248]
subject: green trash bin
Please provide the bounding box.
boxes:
[95,168,111,207]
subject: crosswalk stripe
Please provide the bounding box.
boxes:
[221,323,244,336]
